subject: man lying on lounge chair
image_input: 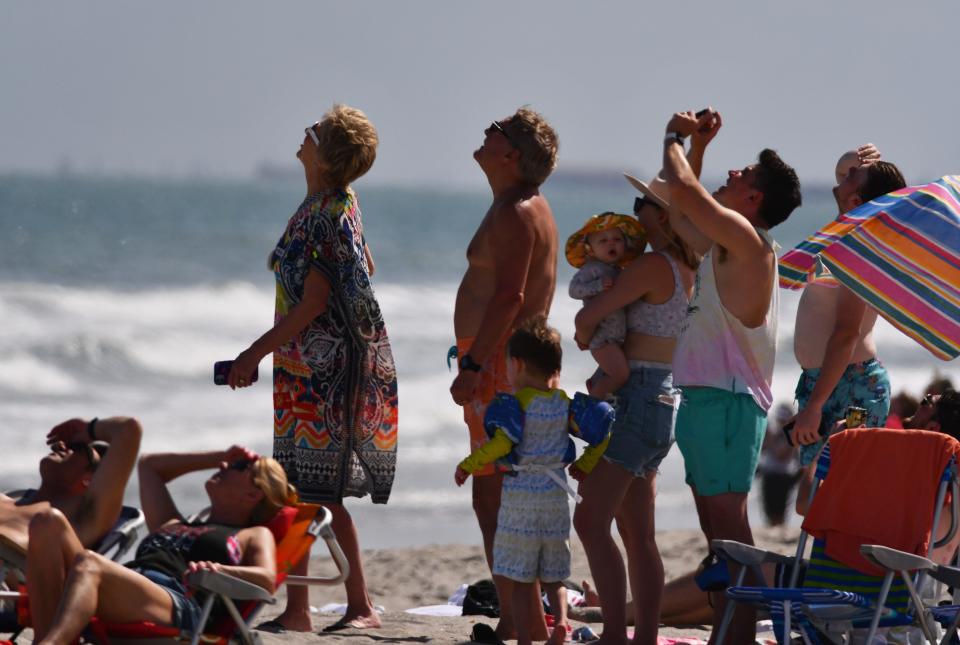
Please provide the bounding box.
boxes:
[0,416,141,559]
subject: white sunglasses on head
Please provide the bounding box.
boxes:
[305,123,320,147]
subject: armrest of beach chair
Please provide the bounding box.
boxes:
[179,570,274,645]
[284,505,350,587]
[859,545,940,645]
[860,545,936,575]
[712,539,795,568]
[927,563,960,590]
[712,539,805,645]
[185,569,276,603]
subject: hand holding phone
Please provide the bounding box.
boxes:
[782,417,831,447]
[691,108,721,141]
[214,360,258,387]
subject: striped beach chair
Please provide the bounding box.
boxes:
[715,429,960,644]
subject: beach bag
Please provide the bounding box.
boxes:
[462,579,499,618]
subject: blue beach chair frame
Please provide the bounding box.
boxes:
[924,564,960,645]
[713,438,959,645]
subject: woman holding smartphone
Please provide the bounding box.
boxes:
[228,104,398,633]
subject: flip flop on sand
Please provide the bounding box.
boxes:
[254,619,288,634]
[470,623,507,645]
[322,618,368,633]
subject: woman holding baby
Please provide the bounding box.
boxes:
[570,172,699,643]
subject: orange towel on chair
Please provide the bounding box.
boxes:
[801,428,960,575]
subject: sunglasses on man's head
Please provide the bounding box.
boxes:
[66,442,100,471]
[304,123,320,148]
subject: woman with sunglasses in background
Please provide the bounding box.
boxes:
[25,445,295,643]
[227,104,398,633]
[570,174,700,643]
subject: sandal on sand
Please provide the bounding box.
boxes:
[470,623,506,645]
[254,619,288,634]
[322,617,366,633]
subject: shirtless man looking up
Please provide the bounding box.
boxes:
[451,108,559,640]
[662,109,802,645]
[790,152,906,513]
[0,416,140,569]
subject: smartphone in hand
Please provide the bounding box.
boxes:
[782,417,832,447]
[214,360,258,386]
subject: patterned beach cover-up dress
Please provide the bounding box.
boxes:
[270,187,398,504]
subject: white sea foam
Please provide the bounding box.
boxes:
[0,278,952,539]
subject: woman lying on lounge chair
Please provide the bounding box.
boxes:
[25,445,296,644]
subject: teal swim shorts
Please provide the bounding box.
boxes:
[675,386,766,496]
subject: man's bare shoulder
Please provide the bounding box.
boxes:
[493,192,554,232]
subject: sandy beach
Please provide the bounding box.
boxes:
[253,525,801,644]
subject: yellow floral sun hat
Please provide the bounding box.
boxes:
[565,212,646,268]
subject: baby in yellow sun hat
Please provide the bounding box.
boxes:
[566,212,646,399]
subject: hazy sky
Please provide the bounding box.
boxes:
[2,1,957,188]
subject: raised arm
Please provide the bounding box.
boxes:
[137,445,257,532]
[47,416,142,548]
[662,111,769,260]
[661,112,721,255]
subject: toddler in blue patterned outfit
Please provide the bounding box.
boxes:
[454,316,613,645]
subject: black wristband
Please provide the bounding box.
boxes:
[664,132,685,147]
[459,354,483,373]
[87,417,98,441]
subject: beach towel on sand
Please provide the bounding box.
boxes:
[801,428,960,575]
[778,175,960,360]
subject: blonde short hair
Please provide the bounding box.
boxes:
[250,457,298,525]
[502,108,559,186]
[314,104,379,188]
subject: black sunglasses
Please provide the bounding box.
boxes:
[633,195,666,215]
[228,459,253,472]
[487,121,514,143]
[67,442,101,471]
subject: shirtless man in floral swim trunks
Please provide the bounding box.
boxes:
[450,107,559,641]
[789,150,907,512]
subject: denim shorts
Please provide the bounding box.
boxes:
[603,362,678,476]
[135,568,203,633]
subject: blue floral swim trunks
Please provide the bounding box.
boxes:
[794,357,890,466]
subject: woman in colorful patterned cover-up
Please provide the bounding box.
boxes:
[228,105,397,633]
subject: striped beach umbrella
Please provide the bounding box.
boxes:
[778,175,960,360]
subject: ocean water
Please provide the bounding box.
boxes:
[0,173,949,549]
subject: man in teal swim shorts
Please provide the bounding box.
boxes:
[660,108,802,645]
